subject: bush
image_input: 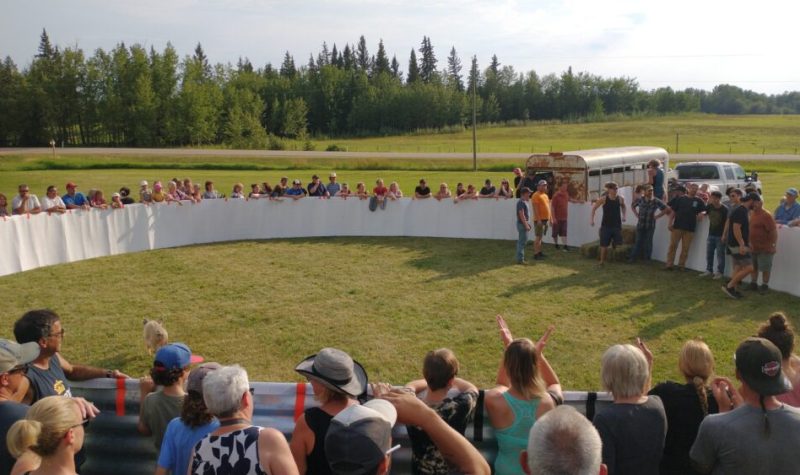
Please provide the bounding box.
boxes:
[303,139,316,151]
[326,144,346,152]
[267,134,286,151]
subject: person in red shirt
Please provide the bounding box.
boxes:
[370,178,389,211]
[748,194,777,292]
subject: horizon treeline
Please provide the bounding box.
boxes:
[1,30,800,148]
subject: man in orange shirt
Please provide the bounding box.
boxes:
[531,180,551,260]
[748,194,777,293]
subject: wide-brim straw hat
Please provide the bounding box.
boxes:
[295,348,368,397]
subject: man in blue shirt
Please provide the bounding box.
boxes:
[774,187,800,226]
[285,179,307,200]
[307,175,328,197]
[62,181,90,210]
[516,187,532,264]
[326,172,341,197]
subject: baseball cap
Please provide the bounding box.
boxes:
[742,192,762,202]
[140,180,148,187]
[325,399,398,475]
[187,362,221,393]
[154,343,203,371]
[0,339,40,373]
[519,187,533,195]
[312,174,319,180]
[536,180,548,187]
[66,182,77,189]
[786,187,798,197]
[735,337,792,396]
[112,192,120,198]
[330,172,337,178]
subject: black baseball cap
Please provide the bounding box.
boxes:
[742,192,762,202]
[735,337,792,396]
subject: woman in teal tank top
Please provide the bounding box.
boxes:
[485,316,563,475]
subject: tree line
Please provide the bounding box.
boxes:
[1,30,799,148]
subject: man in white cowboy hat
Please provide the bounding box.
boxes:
[690,337,800,474]
[0,339,40,474]
[292,348,368,474]
[327,173,341,197]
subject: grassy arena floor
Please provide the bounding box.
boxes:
[0,237,798,391]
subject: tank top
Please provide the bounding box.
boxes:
[26,355,72,401]
[493,392,541,475]
[304,407,334,475]
[191,426,266,475]
[602,195,622,228]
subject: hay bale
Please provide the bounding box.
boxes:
[611,244,633,261]
[621,225,637,245]
[581,241,600,259]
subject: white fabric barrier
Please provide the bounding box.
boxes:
[2,194,799,297]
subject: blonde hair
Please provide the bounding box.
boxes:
[7,397,80,458]
[312,382,350,404]
[601,344,649,399]
[504,339,545,399]
[678,339,715,415]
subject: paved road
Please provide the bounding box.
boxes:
[1,147,799,162]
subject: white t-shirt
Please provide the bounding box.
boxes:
[11,194,41,213]
[41,195,66,211]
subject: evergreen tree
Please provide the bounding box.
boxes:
[407,49,419,84]
[390,55,401,81]
[447,46,463,91]
[467,55,480,94]
[418,36,437,83]
[280,51,296,78]
[318,42,330,67]
[330,44,339,67]
[342,44,354,70]
[374,39,390,76]
[36,29,55,59]
[193,43,211,78]
[356,35,370,72]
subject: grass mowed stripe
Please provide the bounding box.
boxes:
[0,238,796,390]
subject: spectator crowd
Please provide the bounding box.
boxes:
[2,308,800,475]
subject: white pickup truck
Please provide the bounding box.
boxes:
[669,161,762,194]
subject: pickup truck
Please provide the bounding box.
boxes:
[669,161,762,194]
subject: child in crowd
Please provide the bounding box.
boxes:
[338,183,351,197]
[138,343,203,452]
[230,183,245,199]
[249,184,261,199]
[110,193,124,209]
[354,182,368,199]
[454,183,466,199]
[497,179,513,198]
[435,183,452,200]
[388,182,403,200]
[151,182,166,203]
[0,193,9,216]
[405,349,479,475]
[456,184,478,202]
[91,189,108,209]
[140,180,153,203]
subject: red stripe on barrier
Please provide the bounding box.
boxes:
[115,377,126,416]
[294,382,306,422]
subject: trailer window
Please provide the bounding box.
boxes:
[677,165,719,180]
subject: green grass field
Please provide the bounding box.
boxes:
[0,238,797,390]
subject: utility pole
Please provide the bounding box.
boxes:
[472,72,477,172]
[675,132,679,155]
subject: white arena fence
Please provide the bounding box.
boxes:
[1,190,799,297]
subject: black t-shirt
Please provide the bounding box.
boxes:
[479,186,496,196]
[307,182,327,197]
[0,401,28,475]
[668,196,706,232]
[120,197,135,205]
[706,204,728,237]
[602,195,622,228]
[593,396,667,475]
[514,176,522,198]
[649,381,719,475]
[415,186,431,196]
[727,204,750,247]
[304,407,334,475]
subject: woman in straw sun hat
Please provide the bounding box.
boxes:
[290,347,368,475]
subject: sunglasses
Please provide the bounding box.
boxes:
[72,417,91,429]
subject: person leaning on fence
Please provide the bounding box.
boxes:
[7,396,88,475]
[308,175,329,198]
[138,343,204,451]
[757,312,800,407]
[748,193,777,292]
[590,182,626,266]
[722,190,755,299]
[387,182,403,200]
[479,179,496,198]
[0,339,40,475]
[285,180,307,200]
[690,337,800,474]
[0,193,9,217]
[62,182,90,210]
[12,184,41,215]
[774,187,800,226]
[531,180,551,260]
[521,405,607,475]
[648,339,718,475]
[327,173,341,197]
[119,187,135,205]
[434,183,452,201]
[369,179,389,211]
[515,187,533,264]
[41,185,67,214]
[665,183,706,271]
[156,362,221,475]
[593,341,666,475]
[497,179,513,199]
[151,181,166,203]
[415,179,432,199]
[629,184,668,263]
[486,316,562,475]
[139,180,153,203]
[190,364,298,475]
[290,348,367,475]
[404,349,478,475]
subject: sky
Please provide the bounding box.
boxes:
[2,0,799,94]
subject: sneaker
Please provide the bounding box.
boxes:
[562,246,570,252]
[554,244,560,250]
[721,285,740,299]
[733,289,745,299]
[759,284,769,293]
[699,271,712,277]
[712,272,723,280]
[516,260,527,265]
[748,282,759,291]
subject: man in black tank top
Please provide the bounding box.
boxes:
[590,182,627,265]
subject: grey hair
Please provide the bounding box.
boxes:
[527,406,602,475]
[202,365,249,418]
[601,344,649,399]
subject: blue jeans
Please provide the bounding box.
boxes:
[629,227,655,261]
[706,235,725,273]
[516,222,528,262]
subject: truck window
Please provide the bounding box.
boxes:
[732,165,747,180]
[723,166,735,180]
[677,165,719,180]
